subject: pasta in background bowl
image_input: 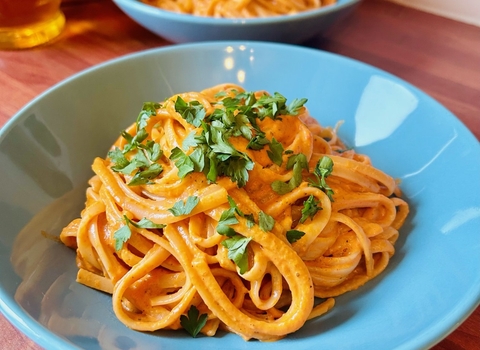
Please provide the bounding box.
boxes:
[0,41,479,349]
[112,0,361,43]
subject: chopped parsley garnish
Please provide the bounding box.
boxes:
[221,235,252,274]
[216,205,239,237]
[170,90,307,187]
[249,92,307,120]
[300,195,322,223]
[267,138,284,166]
[271,153,309,195]
[175,96,206,127]
[216,196,259,273]
[169,147,195,179]
[168,196,200,216]
[247,132,270,150]
[180,305,208,338]
[226,195,255,228]
[137,102,161,129]
[309,156,335,201]
[259,211,275,231]
[286,229,305,243]
[113,215,165,251]
[216,196,255,236]
[108,102,164,186]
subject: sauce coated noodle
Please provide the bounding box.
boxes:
[140,0,337,18]
[60,83,409,341]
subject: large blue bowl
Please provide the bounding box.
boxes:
[0,42,479,350]
[112,0,360,43]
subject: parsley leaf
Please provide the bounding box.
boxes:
[182,130,199,151]
[109,147,163,186]
[108,148,130,171]
[252,92,286,119]
[168,196,200,216]
[137,102,160,130]
[122,128,149,154]
[114,215,165,251]
[217,196,257,236]
[140,140,162,162]
[247,132,269,150]
[180,305,208,338]
[133,217,166,229]
[227,196,255,228]
[271,153,309,195]
[109,103,164,186]
[286,229,305,243]
[309,156,335,201]
[113,224,131,251]
[216,206,239,237]
[169,147,195,178]
[267,138,284,166]
[175,96,206,127]
[300,195,322,223]
[220,156,254,188]
[128,162,163,186]
[252,93,307,119]
[259,211,274,231]
[286,98,308,116]
[221,235,252,274]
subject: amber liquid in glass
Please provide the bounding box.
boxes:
[0,0,65,49]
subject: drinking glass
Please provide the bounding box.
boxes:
[0,0,65,50]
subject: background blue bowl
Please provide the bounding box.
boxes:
[112,0,361,43]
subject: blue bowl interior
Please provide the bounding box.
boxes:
[0,41,479,350]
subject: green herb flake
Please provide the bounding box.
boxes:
[309,156,335,201]
[128,162,163,186]
[247,133,270,150]
[259,211,275,232]
[113,216,166,251]
[286,229,305,243]
[180,305,208,338]
[175,96,206,127]
[137,102,160,130]
[300,195,322,224]
[108,148,130,171]
[132,217,166,230]
[271,153,309,195]
[286,98,308,116]
[168,196,200,217]
[216,206,239,237]
[169,147,195,179]
[221,235,252,274]
[182,130,199,151]
[113,222,131,251]
[226,196,255,228]
[267,138,284,166]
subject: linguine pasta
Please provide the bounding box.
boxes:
[140,0,337,18]
[60,83,409,341]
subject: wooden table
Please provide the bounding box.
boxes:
[1,0,479,349]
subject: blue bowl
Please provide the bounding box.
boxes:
[1,42,479,350]
[112,0,361,43]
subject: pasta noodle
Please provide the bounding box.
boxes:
[140,0,337,18]
[60,83,409,341]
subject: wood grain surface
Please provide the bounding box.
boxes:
[0,0,479,349]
